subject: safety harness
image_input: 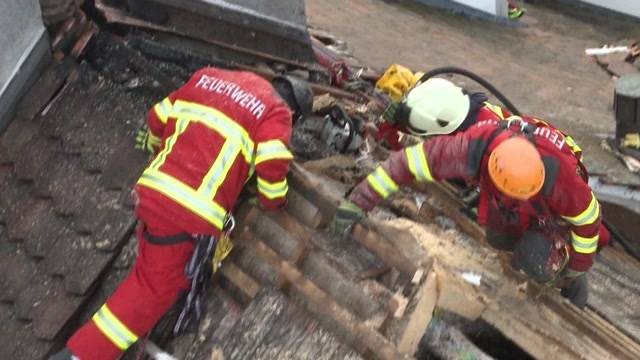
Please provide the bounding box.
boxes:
[173,213,235,336]
[143,214,236,336]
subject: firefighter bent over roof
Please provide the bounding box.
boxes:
[330,114,609,309]
[50,68,312,360]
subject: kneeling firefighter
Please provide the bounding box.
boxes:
[330,105,609,308]
[50,68,312,360]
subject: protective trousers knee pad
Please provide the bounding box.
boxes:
[512,231,554,283]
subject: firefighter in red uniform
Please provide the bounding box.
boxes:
[330,105,609,308]
[50,67,312,360]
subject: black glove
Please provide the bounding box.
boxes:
[328,201,365,239]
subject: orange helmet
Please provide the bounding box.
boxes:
[488,136,545,200]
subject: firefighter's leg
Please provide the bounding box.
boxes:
[512,231,588,308]
[66,226,195,360]
[486,230,518,251]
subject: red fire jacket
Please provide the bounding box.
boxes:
[350,113,608,272]
[135,67,294,236]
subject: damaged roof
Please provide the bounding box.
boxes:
[0,59,148,359]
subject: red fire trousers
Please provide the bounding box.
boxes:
[67,223,195,360]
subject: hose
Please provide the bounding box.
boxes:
[418,66,522,116]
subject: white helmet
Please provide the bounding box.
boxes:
[398,78,470,136]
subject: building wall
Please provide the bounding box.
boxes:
[412,0,509,20]
[0,0,49,131]
[448,0,503,16]
[578,0,640,19]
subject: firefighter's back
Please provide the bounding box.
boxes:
[135,67,292,236]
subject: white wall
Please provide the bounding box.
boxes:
[0,0,46,95]
[449,0,499,15]
[412,0,509,19]
[579,0,640,19]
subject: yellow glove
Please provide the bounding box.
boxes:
[328,201,365,239]
[135,126,160,154]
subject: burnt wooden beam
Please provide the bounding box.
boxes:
[351,224,418,276]
[392,187,640,359]
[236,230,409,360]
[418,318,493,360]
[414,182,486,240]
[289,162,340,228]
[220,261,261,299]
[284,189,326,229]
[396,268,438,354]
[239,207,387,323]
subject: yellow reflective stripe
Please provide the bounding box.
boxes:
[149,118,189,170]
[255,140,293,165]
[257,177,288,199]
[171,100,254,163]
[565,135,583,160]
[199,140,241,198]
[405,143,433,182]
[138,170,227,229]
[153,97,173,124]
[561,193,600,226]
[484,102,505,120]
[571,232,599,254]
[92,305,138,350]
[366,167,399,199]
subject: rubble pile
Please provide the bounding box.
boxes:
[588,41,640,79]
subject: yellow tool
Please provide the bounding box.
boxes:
[212,215,235,273]
[212,232,233,273]
[622,133,640,149]
[375,64,424,101]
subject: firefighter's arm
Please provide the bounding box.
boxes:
[548,170,603,272]
[348,133,471,211]
[144,91,178,153]
[253,106,293,210]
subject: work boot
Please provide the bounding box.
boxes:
[508,7,525,19]
[48,347,79,360]
[560,275,589,309]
